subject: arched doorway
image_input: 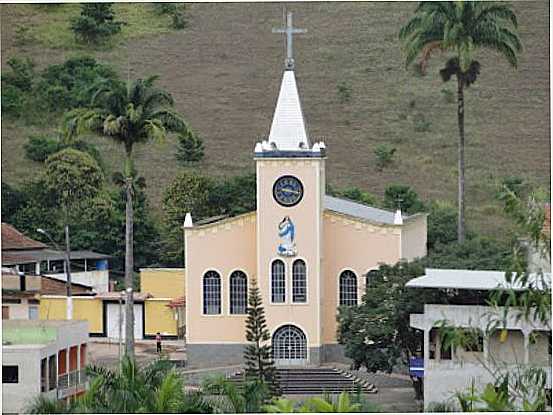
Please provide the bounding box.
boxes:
[272,325,307,366]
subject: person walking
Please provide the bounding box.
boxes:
[156,332,162,354]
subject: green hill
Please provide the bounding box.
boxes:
[1,2,550,236]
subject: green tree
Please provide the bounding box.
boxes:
[176,129,204,163]
[161,171,216,265]
[244,280,279,395]
[71,3,125,45]
[64,75,187,357]
[44,148,104,207]
[399,1,522,243]
[427,200,458,249]
[383,184,425,214]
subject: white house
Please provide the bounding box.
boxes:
[2,320,89,413]
[407,268,551,409]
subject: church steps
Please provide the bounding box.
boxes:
[227,367,378,395]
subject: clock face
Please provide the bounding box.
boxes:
[273,176,304,207]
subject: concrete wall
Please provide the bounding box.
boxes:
[2,347,42,413]
[3,298,38,320]
[140,268,185,298]
[46,270,109,293]
[144,299,177,337]
[40,296,103,334]
[2,320,89,414]
[400,214,427,261]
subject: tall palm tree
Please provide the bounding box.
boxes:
[64,76,187,357]
[399,1,522,243]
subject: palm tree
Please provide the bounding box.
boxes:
[27,357,212,414]
[202,375,269,413]
[399,1,521,243]
[64,76,187,357]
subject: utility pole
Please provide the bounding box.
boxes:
[64,225,73,320]
[38,228,73,320]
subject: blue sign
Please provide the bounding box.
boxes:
[409,357,424,378]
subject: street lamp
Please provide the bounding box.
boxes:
[37,227,73,320]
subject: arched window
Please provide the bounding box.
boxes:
[229,271,247,314]
[272,325,307,364]
[292,259,307,303]
[339,270,357,306]
[203,271,221,314]
[271,260,285,303]
[366,270,379,289]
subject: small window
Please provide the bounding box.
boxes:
[366,270,378,289]
[28,306,39,320]
[48,355,57,391]
[229,271,248,314]
[292,260,307,303]
[271,260,286,303]
[2,365,19,383]
[339,270,358,306]
[203,271,221,315]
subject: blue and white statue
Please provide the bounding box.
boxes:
[277,216,297,257]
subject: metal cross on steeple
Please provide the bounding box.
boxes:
[272,12,307,70]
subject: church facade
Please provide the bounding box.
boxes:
[184,17,427,367]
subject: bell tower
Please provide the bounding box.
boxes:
[253,12,327,364]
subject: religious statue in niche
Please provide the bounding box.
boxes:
[277,216,297,257]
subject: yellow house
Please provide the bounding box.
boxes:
[39,268,185,339]
[184,23,427,368]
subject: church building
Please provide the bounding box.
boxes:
[184,13,428,368]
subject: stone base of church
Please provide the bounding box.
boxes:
[320,343,350,364]
[186,343,350,368]
[186,343,246,368]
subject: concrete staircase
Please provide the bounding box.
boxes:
[228,367,378,395]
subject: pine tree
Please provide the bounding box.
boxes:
[244,279,280,395]
[176,130,204,163]
[71,3,124,45]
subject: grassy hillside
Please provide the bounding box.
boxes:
[1,2,550,236]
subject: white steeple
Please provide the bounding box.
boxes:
[268,70,309,150]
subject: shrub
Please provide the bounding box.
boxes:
[2,57,35,92]
[14,25,36,46]
[338,187,378,206]
[498,175,528,198]
[384,184,425,214]
[374,143,396,170]
[1,84,25,116]
[36,56,117,112]
[427,200,458,249]
[24,135,62,162]
[152,3,178,15]
[440,88,455,103]
[71,3,125,44]
[413,113,431,132]
[176,130,204,163]
[172,9,187,29]
[337,80,352,103]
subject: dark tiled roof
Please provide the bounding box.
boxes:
[2,223,47,251]
[324,196,400,225]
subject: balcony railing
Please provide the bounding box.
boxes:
[57,370,88,399]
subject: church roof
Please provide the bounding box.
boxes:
[324,195,404,225]
[268,70,309,151]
